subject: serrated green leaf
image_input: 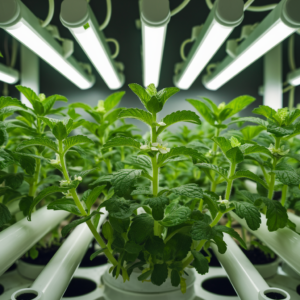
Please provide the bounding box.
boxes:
[28,185,74,221]
[170,184,203,198]
[5,173,24,189]
[128,83,151,108]
[253,105,276,120]
[102,137,141,150]
[47,198,82,216]
[212,235,227,254]
[240,144,272,157]
[160,205,191,227]
[104,107,123,124]
[125,241,143,254]
[224,95,256,119]
[272,170,300,186]
[112,169,142,197]
[191,221,216,240]
[157,110,201,135]
[118,108,153,126]
[145,196,169,220]
[17,137,58,153]
[0,122,8,146]
[146,96,164,113]
[19,154,36,176]
[138,270,152,281]
[262,198,288,231]
[241,125,265,140]
[0,203,11,227]
[212,137,232,154]
[267,123,294,137]
[286,109,300,125]
[151,263,168,286]
[157,146,207,167]
[85,185,106,211]
[62,212,98,237]
[232,201,261,230]
[19,196,33,217]
[100,197,141,219]
[230,170,268,189]
[42,95,68,115]
[215,225,246,249]
[191,250,209,275]
[123,155,152,169]
[63,135,93,153]
[146,83,157,96]
[228,117,268,127]
[90,248,106,261]
[110,216,130,233]
[128,213,154,244]
[186,99,216,126]
[201,97,219,114]
[171,270,181,287]
[104,91,125,112]
[196,163,229,181]
[157,87,180,105]
[52,121,68,141]
[145,236,165,256]
[225,147,244,164]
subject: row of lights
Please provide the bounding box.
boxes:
[0,0,299,91]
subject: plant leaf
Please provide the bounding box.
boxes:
[52,121,68,141]
[63,135,93,153]
[104,91,125,112]
[215,225,247,249]
[17,137,58,153]
[228,117,268,127]
[151,263,168,286]
[224,95,256,119]
[128,213,154,244]
[145,196,169,220]
[186,99,216,126]
[118,108,153,126]
[47,198,82,216]
[196,163,229,181]
[157,110,201,135]
[191,250,209,275]
[230,170,268,189]
[191,221,216,240]
[128,83,151,108]
[85,185,106,210]
[160,205,191,227]
[212,137,232,154]
[90,248,106,261]
[0,203,11,227]
[272,170,300,186]
[157,87,180,105]
[102,137,141,150]
[170,184,203,198]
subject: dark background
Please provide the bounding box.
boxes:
[0,0,299,132]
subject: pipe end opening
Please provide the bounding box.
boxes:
[11,289,42,300]
[259,288,290,300]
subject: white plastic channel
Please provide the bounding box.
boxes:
[11,209,108,300]
[0,207,69,276]
[231,211,300,275]
[287,212,300,232]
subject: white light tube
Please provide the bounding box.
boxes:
[60,0,125,90]
[0,63,19,84]
[0,0,95,90]
[287,68,300,86]
[203,0,300,91]
[174,0,244,90]
[141,0,170,87]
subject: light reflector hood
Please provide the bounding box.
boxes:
[203,0,300,91]
[0,0,95,90]
[60,0,125,90]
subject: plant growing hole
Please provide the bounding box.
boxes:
[63,278,97,297]
[16,294,38,300]
[0,284,4,296]
[201,277,237,296]
[265,292,286,300]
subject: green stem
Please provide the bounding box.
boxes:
[58,140,118,266]
[281,185,288,207]
[105,159,112,174]
[268,138,281,200]
[288,86,295,111]
[211,128,220,192]
[29,159,41,197]
[198,199,203,212]
[261,165,270,185]
[120,146,125,161]
[225,163,236,200]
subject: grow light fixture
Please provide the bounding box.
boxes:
[141,0,170,87]
[0,63,19,84]
[0,0,95,90]
[203,0,300,91]
[60,0,125,90]
[287,68,300,86]
[174,0,244,90]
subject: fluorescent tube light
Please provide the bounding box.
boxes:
[141,0,170,87]
[0,0,95,90]
[287,68,300,86]
[174,0,244,90]
[0,63,19,84]
[203,0,300,91]
[60,0,125,90]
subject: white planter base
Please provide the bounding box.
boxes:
[254,258,281,279]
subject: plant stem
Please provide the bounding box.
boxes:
[281,185,288,207]
[29,159,41,197]
[198,199,203,212]
[105,159,112,174]
[120,146,125,161]
[268,137,281,200]
[58,140,118,266]
[225,163,236,200]
[211,128,220,192]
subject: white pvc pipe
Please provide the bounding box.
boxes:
[231,212,300,275]
[287,212,300,232]
[11,209,108,300]
[0,207,69,276]
[211,235,270,300]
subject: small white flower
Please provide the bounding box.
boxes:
[151,143,159,147]
[158,122,166,126]
[60,179,70,187]
[151,147,159,151]
[62,191,73,199]
[74,175,82,181]
[268,144,290,156]
[217,196,231,208]
[140,142,150,151]
[151,138,170,154]
[50,154,61,165]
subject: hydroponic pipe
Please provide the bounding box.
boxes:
[287,212,300,232]
[211,235,290,300]
[231,211,300,274]
[0,207,69,276]
[11,209,108,300]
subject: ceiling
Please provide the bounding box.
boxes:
[0,0,299,132]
